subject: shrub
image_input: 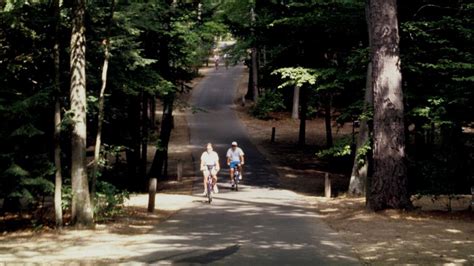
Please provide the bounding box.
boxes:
[62,180,129,222]
[316,137,353,160]
[251,91,285,119]
[93,181,129,221]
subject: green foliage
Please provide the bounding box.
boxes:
[316,137,352,160]
[61,180,129,220]
[93,181,129,221]
[272,67,318,88]
[355,140,371,167]
[251,90,285,119]
[1,160,54,210]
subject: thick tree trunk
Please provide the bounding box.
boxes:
[70,0,93,226]
[367,0,411,211]
[349,63,373,196]
[91,0,115,201]
[292,85,300,120]
[298,88,307,146]
[324,95,333,148]
[52,0,63,228]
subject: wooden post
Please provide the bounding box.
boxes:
[271,127,276,143]
[325,173,331,198]
[177,159,183,181]
[147,178,157,213]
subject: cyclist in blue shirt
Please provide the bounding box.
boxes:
[226,141,245,188]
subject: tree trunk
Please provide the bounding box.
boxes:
[70,0,93,226]
[298,88,307,146]
[246,64,254,100]
[324,95,333,148]
[126,97,141,190]
[292,85,300,120]
[92,0,115,201]
[147,178,157,212]
[251,48,258,102]
[149,96,156,129]
[148,0,174,212]
[349,63,373,196]
[140,92,148,183]
[52,0,63,228]
[149,97,174,178]
[250,7,258,102]
[367,0,411,211]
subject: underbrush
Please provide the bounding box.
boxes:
[0,180,129,231]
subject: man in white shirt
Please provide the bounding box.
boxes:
[200,143,220,196]
[226,141,245,188]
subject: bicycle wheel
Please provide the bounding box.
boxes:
[207,179,212,203]
[234,174,239,191]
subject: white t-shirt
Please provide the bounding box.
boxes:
[226,147,244,162]
[201,151,219,166]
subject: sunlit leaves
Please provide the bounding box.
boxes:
[272,67,318,88]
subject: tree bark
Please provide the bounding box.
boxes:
[246,63,254,100]
[349,63,373,197]
[126,97,141,190]
[140,92,148,182]
[298,87,307,146]
[291,85,300,120]
[324,94,333,148]
[92,0,115,202]
[250,7,258,102]
[70,0,93,226]
[367,0,411,211]
[251,48,258,102]
[149,96,156,129]
[149,97,174,179]
[147,178,157,212]
[52,0,62,228]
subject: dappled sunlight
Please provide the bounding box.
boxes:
[320,240,346,249]
[319,208,339,213]
[445,229,462,234]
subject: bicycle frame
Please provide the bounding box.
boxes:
[206,165,215,203]
[231,165,240,191]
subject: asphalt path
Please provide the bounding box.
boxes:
[129,65,359,265]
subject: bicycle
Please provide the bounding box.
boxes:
[230,164,242,191]
[206,165,215,204]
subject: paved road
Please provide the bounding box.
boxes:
[128,65,359,265]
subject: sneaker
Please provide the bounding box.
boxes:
[213,184,219,194]
[231,183,235,189]
[201,191,207,197]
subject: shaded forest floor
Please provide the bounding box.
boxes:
[234,69,474,265]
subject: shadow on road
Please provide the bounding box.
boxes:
[122,188,358,265]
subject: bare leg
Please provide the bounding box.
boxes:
[211,169,218,193]
[202,171,209,192]
[229,168,234,182]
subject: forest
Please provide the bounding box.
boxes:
[1,0,473,230]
